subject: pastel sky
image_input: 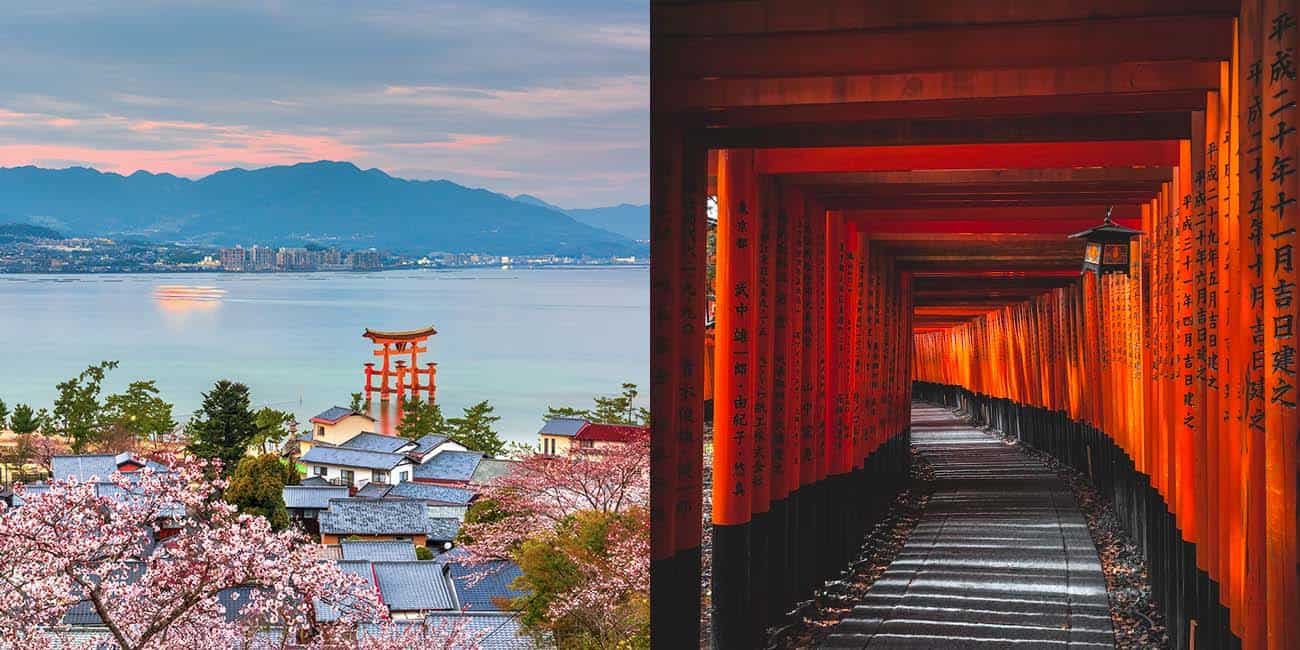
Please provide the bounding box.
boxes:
[0,1,647,208]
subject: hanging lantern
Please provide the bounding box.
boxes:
[1068,207,1142,276]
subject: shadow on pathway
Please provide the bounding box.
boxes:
[822,402,1115,649]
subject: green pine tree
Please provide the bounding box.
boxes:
[186,380,258,477]
[396,398,450,440]
[9,404,41,435]
[448,400,506,457]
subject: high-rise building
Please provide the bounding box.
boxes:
[219,246,246,271]
[249,245,275,271]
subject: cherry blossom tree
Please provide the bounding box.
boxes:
[0,455,479,650]
[461,428,648,646]
[462,427,649,562]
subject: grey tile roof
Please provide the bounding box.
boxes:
[15,482,184,519]
[312,406,370,423]
[50,455,119,482]
[359,615,543,649]
[315,560,377,622]
[299,475,331,486]
[341,540,417,562]
[413,450,483,483]
[538,417,587,437]
[372,561,454,612]
[353,482,392,499]
[428,517,462,542]
[64,587,256,627]
[470,458,516,485]
[449,561,526,612]
[387,481,474,504]
[411,434,450,455]
[301,446,407,471]
[340,432,413,454]
[425,613,545,649]
[319,498,432,536]
[282,485,350,510]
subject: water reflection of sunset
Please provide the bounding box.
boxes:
[153,285,226,326]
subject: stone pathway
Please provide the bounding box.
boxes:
[822,403,1114,649]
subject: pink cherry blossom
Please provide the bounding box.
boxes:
[0,454,480,649]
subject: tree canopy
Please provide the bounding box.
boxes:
[185,380,258,477]
[224,454,292,530]
[447,400,505,457]
[544,383,648,426]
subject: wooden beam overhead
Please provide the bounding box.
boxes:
[653,0,1239,36]
[857,218,1141,235]
[777,167,1175,186]
[683,91,1209,127]
[655,16,1235,79]
[656,61,1221,112]
[841,204,1141,222]
[697,111,1191,148]
[754,141,1182,173]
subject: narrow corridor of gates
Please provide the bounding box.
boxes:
[824,403,1113,648]
[650,3,1300,649]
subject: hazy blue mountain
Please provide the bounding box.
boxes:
[512,194,648,241]
[565,204,648,241]
[0,162,643,256]
[0,222,64,243]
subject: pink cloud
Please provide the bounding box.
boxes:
[0,130,362,178]
[386,134,508,150]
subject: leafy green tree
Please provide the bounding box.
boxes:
[0,398,9,431]
[223,454,291,530]
[396,399,448,440]
[104,380,176,446]
[52,361,118,452]
[9,404,40,435]
[250,407,295,455]
[456,497,509,545]
[542,405,590,422]
[545,383,649,427]
[448,400,505,457]
[415,546,435,561]
[512,509,649,648]
[186,380,258,477]
[349,392,365,412]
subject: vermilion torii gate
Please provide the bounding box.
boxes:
[362,326,438,403]
[651,2,1300,649]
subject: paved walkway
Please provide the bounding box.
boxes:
[823,403,1114,649]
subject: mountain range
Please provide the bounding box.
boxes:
[514,194,648,241]
[0,161,646,256]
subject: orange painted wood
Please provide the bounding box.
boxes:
[755,141,1182,174]
[713,149,759,527]
[655,16,1234,79]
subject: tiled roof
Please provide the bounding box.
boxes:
[470,458,516,485]
[372,561,455,611]
[354,482,392,499]
[315,560,377,622]
[576,423,645,443]
[282,485,350,510]
[411,434,450,456]
[319,498,431,536]
[311,406,372,424]
[428,517,462,542]
[340,432,413,454]
[301,446,407,470]
[413,450,483,483]
[425,613,544,649]
[538,417,587,437]
[50,455,119,481]
[15,482,184,518]
[299,475,331,486]
[341,540,417,562]
[448,561,526,612]
[387,481,474,504]
[64,586,256,627]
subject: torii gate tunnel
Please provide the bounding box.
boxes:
[650,2,1300,649]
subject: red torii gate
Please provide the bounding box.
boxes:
[362,326,438,403]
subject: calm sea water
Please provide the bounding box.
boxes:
[0,268,648,444]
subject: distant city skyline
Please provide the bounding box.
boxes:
[0,1,646,208]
